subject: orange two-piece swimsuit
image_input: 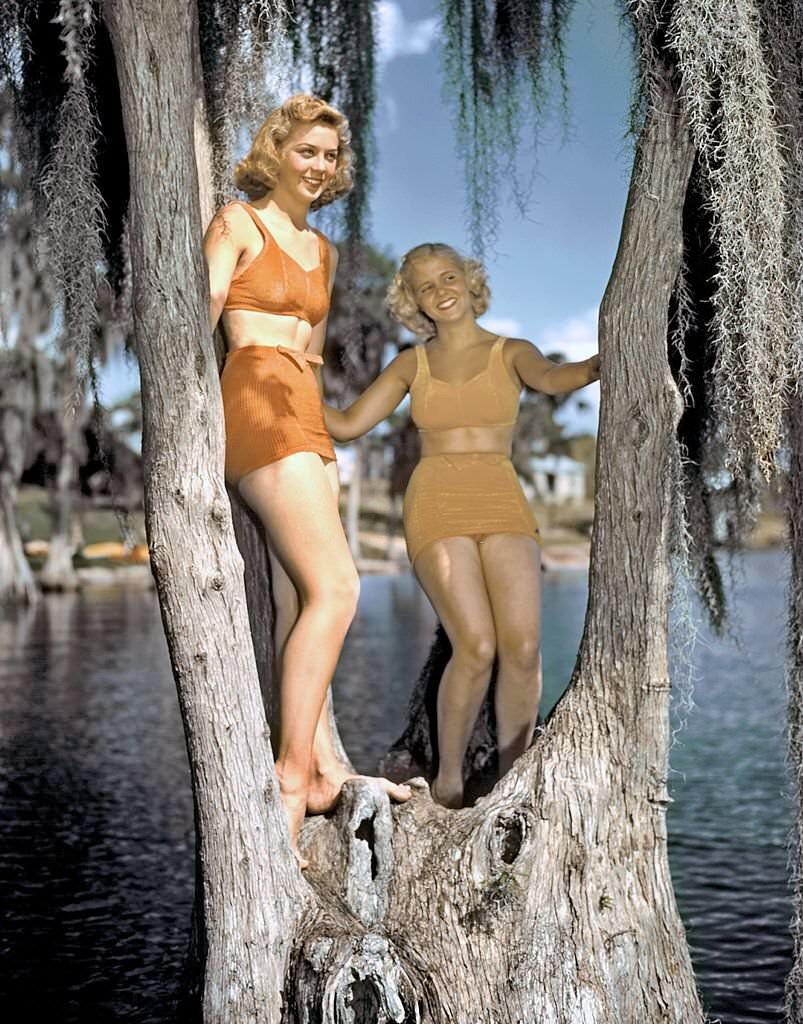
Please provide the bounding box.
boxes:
[403,336,540,563]
[219,201,336,486]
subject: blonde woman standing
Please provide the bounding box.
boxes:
[203,94,409,865]
[325,243,600,808]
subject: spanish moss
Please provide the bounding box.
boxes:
[669,0,795,481]
[439,0,576,256]
[0,1,130,385]
[197,0,288,204]
[286,0,376,257]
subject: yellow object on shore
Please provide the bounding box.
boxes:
[81,541,130,560]
[126,544,150,564]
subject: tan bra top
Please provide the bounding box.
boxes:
[223,202,331,326]
[409,336,521,433]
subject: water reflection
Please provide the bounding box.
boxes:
[0,554,793,1023]
[0,593,193,1023]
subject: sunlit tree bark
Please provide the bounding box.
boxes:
[103,3,304,1019]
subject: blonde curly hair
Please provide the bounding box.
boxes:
[234,94,353,209]
[386,243,491,337]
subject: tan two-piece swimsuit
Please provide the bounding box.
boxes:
[219,201,336,486]
[403,336,540,563]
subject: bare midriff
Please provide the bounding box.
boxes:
[221,309,314,353]
[418,423,515,458]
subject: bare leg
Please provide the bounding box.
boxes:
[478,534,543,778]
[307,455,412,810]
[413,537,496,808]
[239,453,359,863]
[268,533,344,771]
[260,459,410,824]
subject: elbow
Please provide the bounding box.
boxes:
[324,411,351,444]
[210,289,228,317]
[208,299,227,331]
[334,423,356,444]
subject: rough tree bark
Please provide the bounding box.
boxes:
[105,0,704,1016]
[103,4,305,1020]
[0,346,39,604]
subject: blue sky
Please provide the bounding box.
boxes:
[103,0,635,433]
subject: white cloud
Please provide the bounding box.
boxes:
[540,307,598,361]
[479,316,523,339]
[377,2,440,65]
[541,308,600,436]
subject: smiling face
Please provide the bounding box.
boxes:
[407,253,473,327]
[276,122,340,204]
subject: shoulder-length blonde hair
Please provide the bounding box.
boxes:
[234,94,353,210]
[386,243,491,337]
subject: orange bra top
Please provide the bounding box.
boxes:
[409,336,521,432]
[223,201,331,326]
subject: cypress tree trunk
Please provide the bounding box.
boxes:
[103,3,305,1020]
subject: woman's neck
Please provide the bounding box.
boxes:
[433,317,488,350]
[254,186,311,232]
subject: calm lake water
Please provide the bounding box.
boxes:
[0,549,791,1022]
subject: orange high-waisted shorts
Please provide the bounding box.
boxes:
[220,345,336,486]
[403,452,540,564]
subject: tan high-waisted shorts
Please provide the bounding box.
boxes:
[402,452,540,564]
[220,345,336,486]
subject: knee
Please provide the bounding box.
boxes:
[498,633,541,674]
[451,628,496,674]
[317,568,360,625]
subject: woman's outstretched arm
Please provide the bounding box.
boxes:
[324,347,417,443]
[510,339,600,395]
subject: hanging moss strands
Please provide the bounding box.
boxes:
[197,1,289,205]
[197,0,377,255]
[0,1,127,384]
[40,3,105,380]
[669,0,796,484]
[439,0,576,255]
[283,0,376,255]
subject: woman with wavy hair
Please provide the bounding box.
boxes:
[203,94,409,865]
[325,243,600,808]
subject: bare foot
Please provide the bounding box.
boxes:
[306,767,412,815]
[275,767,310,869]
[431,777,463,809]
